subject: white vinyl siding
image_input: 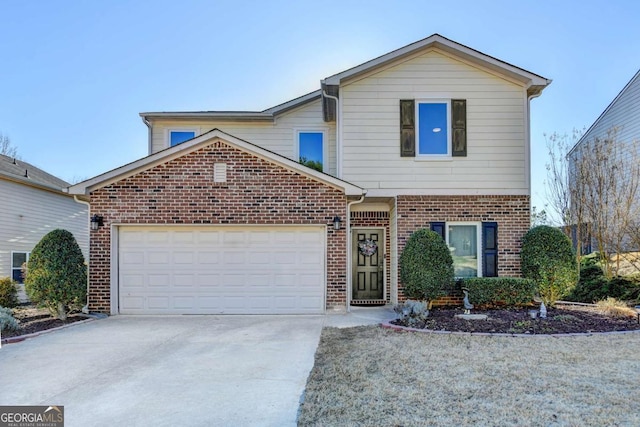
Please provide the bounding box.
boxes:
[0,180,89,279]
[340,49,527,195]
[150,99,338,176]
[574,71,640,160]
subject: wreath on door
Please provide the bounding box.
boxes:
[358,238,378,256]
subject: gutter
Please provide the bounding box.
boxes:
[73,195,91,314]
[322,89,341,178]
[141,116,152,155]
[346,192,367,312]
[526,90,544,201]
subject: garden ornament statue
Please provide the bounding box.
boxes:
[462,289,474,314]
[539,301,547,318]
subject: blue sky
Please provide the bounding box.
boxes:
[1,0,639,211]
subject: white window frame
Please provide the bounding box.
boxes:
[11,251,30,284]
[294,129,329,173]
[166,127,200,148]
[415,99,452,159]
[445,222,482,278]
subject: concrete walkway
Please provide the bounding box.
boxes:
[0,307,395,427]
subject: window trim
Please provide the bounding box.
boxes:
[415,99,452,158]
[166,127,200,148]
[445,222,482,278]
[294,129,329,173]
[11,251,30,284]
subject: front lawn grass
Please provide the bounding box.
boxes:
[298,326,640,426]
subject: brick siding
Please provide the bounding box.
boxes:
[396,195,530,301]
[88,140,348,313]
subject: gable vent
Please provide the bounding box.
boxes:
[213,163,227,183]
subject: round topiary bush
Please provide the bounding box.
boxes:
[0,277,19,308]
[399,228,454,303]
[25,229,87,320]
[521,225,578,306]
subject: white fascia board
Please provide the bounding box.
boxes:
[68,129,365,197]
[323,34,551,90]
[139,112,274,122]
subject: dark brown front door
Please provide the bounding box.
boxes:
[352,228,384,300]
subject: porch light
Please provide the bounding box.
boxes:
[333,216,342,230]
[90,214,104,231]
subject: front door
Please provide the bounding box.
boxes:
[352,228,384,300]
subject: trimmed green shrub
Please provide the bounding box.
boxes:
[566,256,639,303]
[399,228,453,303]
[463,277,536,308]
[0,306,19,332]
[25,229,86,320]
[521,225,578,307]
[0,277,18,308]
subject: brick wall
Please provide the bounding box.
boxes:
[89,140,348,313]
[396,195,530,301]
[350,211,391,303]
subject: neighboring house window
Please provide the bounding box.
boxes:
[400,99,466,157]
[430,222,497,278]
[297,131,325,172]
[11,251,29,284]
[168,129,197,147]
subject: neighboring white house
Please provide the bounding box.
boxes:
[70,34,551,315]
[0,154,89,289]
[568,69,640,252]
[571,69,640,155]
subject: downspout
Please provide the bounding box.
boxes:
[73,195,91,314]
[526,90,543,209]
[346,192,367,312]
[322,89,341,178]
[142,116,152,154]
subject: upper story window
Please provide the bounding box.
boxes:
[297,131,326,172]
[12,251,29,284]
[167,128,198,147]
[400,99,466,158]
[417,101,450,156]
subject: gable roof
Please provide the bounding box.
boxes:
[569,68,640,156]
[68,128,365,197]
[0,154,69,193]
[322,34,551,96]
[140,90,322,122]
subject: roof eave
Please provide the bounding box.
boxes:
[68,129,365,197]
[323,34,551,90]
[140,112,275,122]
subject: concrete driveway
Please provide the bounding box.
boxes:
[0,308,394,427]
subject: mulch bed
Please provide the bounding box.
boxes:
[2,304,88,339]
[390,304,640,334]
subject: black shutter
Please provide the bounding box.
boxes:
[430,222,446,241]
[482,222,498,277]
[400,100,415,157]
[452,99,466,157]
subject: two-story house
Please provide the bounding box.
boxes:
[69,34,550,315]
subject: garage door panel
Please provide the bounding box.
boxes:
[118,226,325,314]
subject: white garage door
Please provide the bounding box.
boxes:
[117,226,326,314]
